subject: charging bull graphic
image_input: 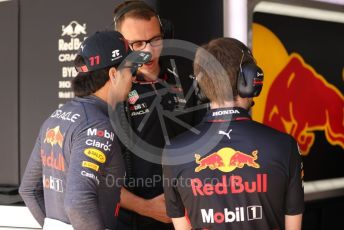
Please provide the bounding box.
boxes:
[264,54,344,154]
[195,147,260,173]
[44,126,64,148]
[252,23,344,156]
[61,21,86,38]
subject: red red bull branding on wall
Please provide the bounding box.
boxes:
[263,53,344,154]
[252,23,344,156]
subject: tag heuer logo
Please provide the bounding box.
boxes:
[128,90,139,104]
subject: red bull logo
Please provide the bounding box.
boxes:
[44,126,64,148]
[230,150,259,169]
[191,174,267,196]
[252,23,344,156]
[195,147,260,173]
[61,21,86,38]
[263,54,344,154]
[41,150,65,172]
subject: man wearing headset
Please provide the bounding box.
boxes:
[163,38,304,230]
[112,1,202,229]
[19,31,151,230]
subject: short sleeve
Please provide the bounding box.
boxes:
[285,138,304,215]
[65,122,124,229]
[162,151,186,218]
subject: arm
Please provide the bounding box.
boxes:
[285,214,302,230]
[162,159,188,224]
[19,135,45,227]
[284,139,304,229]
[172,217,192,230]
[65,123,123,230]
[120,187,171,223]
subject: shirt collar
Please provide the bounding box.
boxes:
[205,107,251,123]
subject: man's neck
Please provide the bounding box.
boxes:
[210,97,252,110]
[139,67,160,82]
[93,84,110,105]
[210,101,236,109]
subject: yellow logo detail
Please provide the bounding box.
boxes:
[84,148,106,163]
[82,161,99,172]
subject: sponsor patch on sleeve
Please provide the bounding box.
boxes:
[84,148,106,163]
[82,161,99,172]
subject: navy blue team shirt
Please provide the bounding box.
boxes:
[163,107,304,230]
[19,95,125,230]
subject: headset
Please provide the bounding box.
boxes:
[236,40,264,98]
[196,38,264,102]
[113,0,174,39]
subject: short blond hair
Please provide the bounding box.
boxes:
[194,37,254,105]
[113,1,159,31]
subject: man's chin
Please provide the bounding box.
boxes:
[142,63,157,71]
[140,65,159,76]
[143,60,154,67]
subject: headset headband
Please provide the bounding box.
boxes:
[113,1,161,30]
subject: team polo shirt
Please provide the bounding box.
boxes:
[20,96,125,229]
[163,107,304,230]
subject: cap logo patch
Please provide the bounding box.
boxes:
[112,50,122,61]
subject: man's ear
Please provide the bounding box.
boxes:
[109,67,117,83]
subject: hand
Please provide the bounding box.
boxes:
[143,194,172,223]
[120,188,172,223]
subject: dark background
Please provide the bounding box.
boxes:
[0,0,223,187]
[253,10,344,229]
[18,0,126,181]
[253,12,344,181]
[0,0,19,185]
[157,0,223,46]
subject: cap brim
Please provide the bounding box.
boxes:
[124,51,152,65]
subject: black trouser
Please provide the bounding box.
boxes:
[117,208,174,230]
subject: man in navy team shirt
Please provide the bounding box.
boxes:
[163,37,304,230]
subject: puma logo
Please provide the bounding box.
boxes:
[219,129,232,140]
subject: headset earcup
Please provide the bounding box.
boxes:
[160,18,174,39]
[237,63,264,98]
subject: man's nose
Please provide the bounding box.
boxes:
[142,42,153,53]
